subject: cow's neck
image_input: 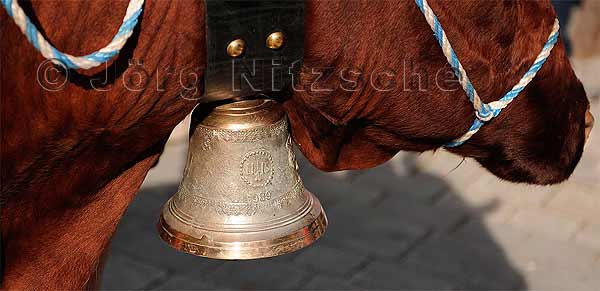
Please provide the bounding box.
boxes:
[286,0,559,170]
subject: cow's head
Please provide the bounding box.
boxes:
[448,53,592,185]
[284,0,593,185]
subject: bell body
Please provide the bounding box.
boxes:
[158,99,327,260]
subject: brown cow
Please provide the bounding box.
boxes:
[0,0,593,289]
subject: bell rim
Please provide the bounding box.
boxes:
[157,198,328,260]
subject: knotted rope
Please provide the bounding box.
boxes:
[415,0,560,147]
[1,0,144,70]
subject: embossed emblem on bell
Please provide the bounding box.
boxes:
[158,99,328,259]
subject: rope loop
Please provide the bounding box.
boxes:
[475,104,494,122]
[1,0,144,70]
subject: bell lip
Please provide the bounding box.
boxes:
[157,197,328,260]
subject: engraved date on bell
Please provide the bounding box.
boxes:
[240,150,274,187]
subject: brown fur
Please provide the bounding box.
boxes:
[0,0,590,289]
[1,0,205,289]
[285,0,589,184]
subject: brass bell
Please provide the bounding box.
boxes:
[157,99,328,259]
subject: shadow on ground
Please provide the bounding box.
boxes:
[102,153,526,290]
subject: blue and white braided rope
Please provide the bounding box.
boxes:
[414,0,560,147]
[1,0,144,70]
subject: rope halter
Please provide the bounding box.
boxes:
[414,0,560,147]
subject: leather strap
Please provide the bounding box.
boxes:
[203,0,304,102]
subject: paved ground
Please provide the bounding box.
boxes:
[100,97,600,290]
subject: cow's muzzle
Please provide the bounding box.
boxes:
[585,105,594,144]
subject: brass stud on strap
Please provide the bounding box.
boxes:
[266,31,285,50]
[227,39,245,57]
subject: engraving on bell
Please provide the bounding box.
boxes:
[157,99,328,260]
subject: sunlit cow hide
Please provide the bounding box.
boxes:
[0,0,592,289]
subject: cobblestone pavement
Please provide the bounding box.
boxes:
[101,99,600,290]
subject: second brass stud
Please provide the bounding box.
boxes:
[266,32,285,50]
